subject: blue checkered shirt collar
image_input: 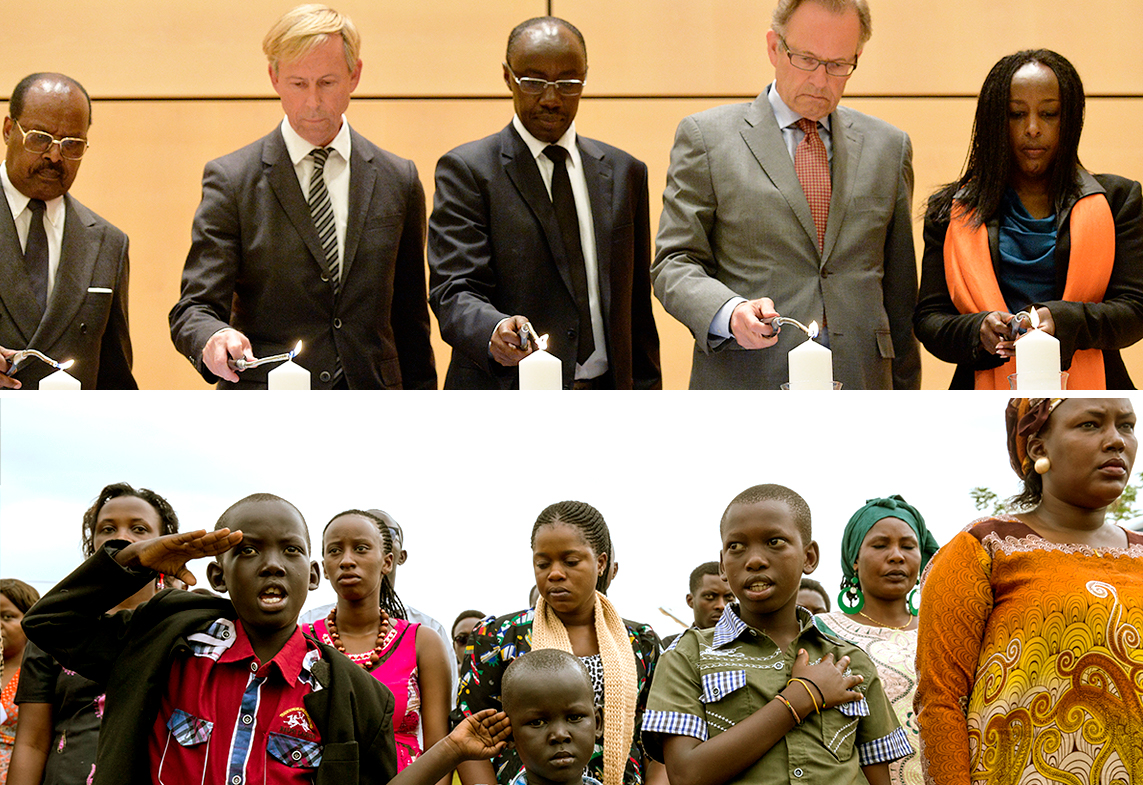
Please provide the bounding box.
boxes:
[711,604,825,649]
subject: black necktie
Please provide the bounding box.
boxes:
[542,145,594,365]
[25,199,49,314]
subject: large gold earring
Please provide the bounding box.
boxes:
[1034,457,1051,475]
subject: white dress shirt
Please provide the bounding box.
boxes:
[1,161,66,303]
[279,115,352,275]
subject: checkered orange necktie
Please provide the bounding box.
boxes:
[794,118,831,252]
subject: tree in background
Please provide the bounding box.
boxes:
[971,474,1141,524]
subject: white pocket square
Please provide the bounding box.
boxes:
[87,287,113,294]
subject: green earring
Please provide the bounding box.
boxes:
[907,586,920,616]
[837,576,865,614]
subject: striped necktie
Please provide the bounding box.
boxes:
[309,147,340,292]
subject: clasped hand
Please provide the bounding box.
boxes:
[979,306,1055,358]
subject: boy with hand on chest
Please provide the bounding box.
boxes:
[21,493,398,785]
[389,648,600,785]
[641,484,911,785]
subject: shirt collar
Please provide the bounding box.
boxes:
[767,81,831,135]
[280,115,352,166]
[219,621,316,687]
[0,161,67,227]
[711,603,825,649]
[512,114,578,163]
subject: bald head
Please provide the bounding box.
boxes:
[10,73,92,126]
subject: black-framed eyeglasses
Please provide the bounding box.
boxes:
[11,119,88,160]
[505,64,585,97]
[778,36,858,77]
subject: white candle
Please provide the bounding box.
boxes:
[519,349,562,390]
[787,338,834,390]
[268,359,310,390]
[1015,328,1062,390]
[39,369,81,389]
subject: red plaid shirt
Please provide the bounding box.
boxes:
[149,619,323,785]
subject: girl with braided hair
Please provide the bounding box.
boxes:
[303,510,452,776]
[9,483,178,785]
[453,501,663,785]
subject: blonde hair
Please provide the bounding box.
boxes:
[263,4,361,74]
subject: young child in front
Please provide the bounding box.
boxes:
[641,484,911,785]
[21,492,399,785]
[390,649,600,785]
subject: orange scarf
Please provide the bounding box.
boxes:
[943,193,1115,389]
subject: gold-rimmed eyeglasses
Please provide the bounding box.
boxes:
[505,64,585,97]
[778,36,858,77]
[10,119,89,160]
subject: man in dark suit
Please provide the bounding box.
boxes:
[0,73,136,389]
[652,0,920,389]
[428,17,660,389]
[169,4,435,389]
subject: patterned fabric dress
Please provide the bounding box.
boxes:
[451,608,660,785]
[1,668,20,781]
[306,616,423,769]
[813,613,921,785]
[915,516,1143,785]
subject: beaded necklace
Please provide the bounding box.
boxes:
[326,606,394,671]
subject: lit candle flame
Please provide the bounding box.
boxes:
[537,334,549,352]
[59,359,75,371]
[807,321,820,340]
[1029,310,1040,330]
[291,341,303,358]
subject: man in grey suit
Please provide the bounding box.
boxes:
[169,4,435,389]
[0,73,135,390]
[653,0,920,389]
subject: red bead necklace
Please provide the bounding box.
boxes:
[326,607,392,671]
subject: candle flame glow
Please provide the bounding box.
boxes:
[59,359,75,371]
[291,341,303,357]
[807,321,820,339]
[1029,309,1040,329]
[537,334,549,351]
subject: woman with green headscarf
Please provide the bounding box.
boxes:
[813,495,939,785]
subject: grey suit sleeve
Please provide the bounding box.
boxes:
[97,233,138,389]
[882,132,922,389]
[427,151,512,368]
[651,115,742,353]
[168,159,241,383]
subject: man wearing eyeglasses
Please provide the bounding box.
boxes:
[652,0,921,389]
[0,73,136,389]
[427,16,661,389]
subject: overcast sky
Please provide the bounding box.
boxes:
[2,393,1131,638]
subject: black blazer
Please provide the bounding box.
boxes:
[915,172,1143,389]
[428,123,660,389]
[0,191,135,389]
[169,124,436,389]
[22,544,398,785]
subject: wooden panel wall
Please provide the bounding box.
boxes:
[2,1,1140,389]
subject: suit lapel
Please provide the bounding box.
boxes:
[740,95,819,253]
[342,128,374,282]
[31,195,102,351]
[580,137,613,325]
[822,108,860,263]
[0,188,47,342]
[264,129,334,281]
[501,125,577,300]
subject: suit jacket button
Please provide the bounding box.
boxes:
[80,323,88,334]
[321,274,330,282]
[820,269,829,278]
[333,318,342,329]
[566,328,576,340]
[319,371,332,383]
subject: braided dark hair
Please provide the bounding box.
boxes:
[324,509,407,620]
[81,482,180,557]
[531,500,612,594]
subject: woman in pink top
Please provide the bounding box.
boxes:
[305,510,452,775]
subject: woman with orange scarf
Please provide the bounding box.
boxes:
[914,50,1143,389]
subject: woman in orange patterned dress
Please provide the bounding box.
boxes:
[914,398,1143,784]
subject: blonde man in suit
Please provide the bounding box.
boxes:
[652,0,920,390]
[0,73,135,390]
[170,4,435,389]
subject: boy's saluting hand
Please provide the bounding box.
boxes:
[443,709,512,761]
[115,528,244,586]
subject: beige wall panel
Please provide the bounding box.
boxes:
[556,0,1143,96]
[0,1,543,100]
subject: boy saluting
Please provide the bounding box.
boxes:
[641,485,911,785]
[21,493,397,785]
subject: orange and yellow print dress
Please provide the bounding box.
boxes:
[914,517,1143,785]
